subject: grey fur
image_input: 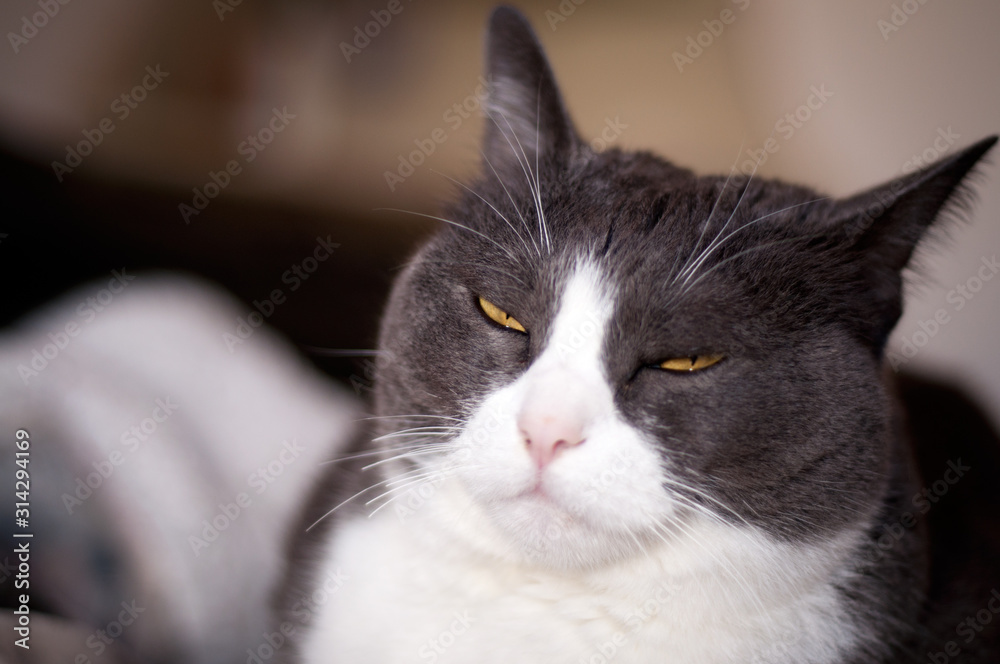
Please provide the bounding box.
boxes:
[280,7,999,662]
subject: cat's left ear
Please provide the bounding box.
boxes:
[828,135,996,343]
[481,6,581,175]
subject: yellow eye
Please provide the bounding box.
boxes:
[659,354,724,372]
[477,296,526,333]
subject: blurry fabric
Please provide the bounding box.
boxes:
[0,274,359,664]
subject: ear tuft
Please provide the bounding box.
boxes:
[482,6,579,175]
[830,135,997,349]
[836,135,997,271]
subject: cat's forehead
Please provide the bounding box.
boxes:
[453,151,824,298]
[470,148,825,246]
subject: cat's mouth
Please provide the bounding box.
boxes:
[517,480,557,503]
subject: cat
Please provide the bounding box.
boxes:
[278,6,999,663]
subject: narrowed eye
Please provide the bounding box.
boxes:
[658,354,724,372]
[477,296,527,333]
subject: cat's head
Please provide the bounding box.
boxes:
[372,6,995,569]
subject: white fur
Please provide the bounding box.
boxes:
[300,261,862,663]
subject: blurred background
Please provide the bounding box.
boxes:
[0,0,998,661]
[0,0,998,409]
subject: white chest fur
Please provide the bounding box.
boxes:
[298,263,865,663]
[298,481,861,664]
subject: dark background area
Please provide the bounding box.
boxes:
[0,142,433,385]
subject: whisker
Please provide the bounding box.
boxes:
[304,465,432,532]
[481,149,541,258]
[431,168,536,260]
[319,443,448,465]
[483,109,547,252]
[362,445,452,470]
[376,207,519,263]
[673,138,745,283]
[533,82,551,253]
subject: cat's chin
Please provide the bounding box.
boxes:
[452,476,656,570]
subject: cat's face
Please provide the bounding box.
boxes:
[371,8,994,570]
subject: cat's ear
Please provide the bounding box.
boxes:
[481,6,580,175]
[829,135,996,345]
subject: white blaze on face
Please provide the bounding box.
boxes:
[301,263,863,664]
[452,259,673,566]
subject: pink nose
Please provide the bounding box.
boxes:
[518,411,585,468]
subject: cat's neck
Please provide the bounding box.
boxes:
[305,476,874,663]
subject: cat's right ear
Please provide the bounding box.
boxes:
[481,6,580,176]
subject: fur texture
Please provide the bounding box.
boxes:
[279,7,999,663]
